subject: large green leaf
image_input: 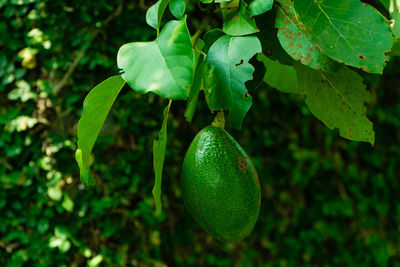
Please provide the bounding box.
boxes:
[258,54,301,94]
[293,0,392,74]
[75,75,125,187]
[249,0,274,16]
[223,1,258,36]
[295,64,375,145]
[146,0,170,32]
[202,35,262,128]
[276,5,337,72]
[152,100,172,216]
[117,18,194,100]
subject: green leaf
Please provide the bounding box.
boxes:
[76,75,125,187]
[75,149,93,187]
[223,0,259,36]
[202,35,262,128]
[202,29,226,53]
[379,0,389,10]
[153,100,172,216]
[276,0,292,5]
[146,0,170,32]
[295,63,375,145]
[117,18,194,100]
[184,63,203,122]
[249,0,274,16]
[7,80,37,102]
[185,30,225,122]
[390,0,400,37]
[170,0,187,19]
[276,5,338,72]
[200,0,232,3]
[185,37,207,122]
[293,0,392,74]
[258,53,301,94]
[390,37,400,56]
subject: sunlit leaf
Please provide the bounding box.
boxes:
[276,5,338,72]
[170,0,187,19]
[293,0,392,74]
[117,18,194,100]
[390,0,400,37]
[249,0,274,16]
[146,0,170,32]
[76,75,125,187]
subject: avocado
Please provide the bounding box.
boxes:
[181,124,261,242]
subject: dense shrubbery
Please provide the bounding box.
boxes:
[1,0,400,266]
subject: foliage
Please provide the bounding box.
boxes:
[76,0,397,218]
[1,0,400,266]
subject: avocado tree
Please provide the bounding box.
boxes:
[75,0,399,240]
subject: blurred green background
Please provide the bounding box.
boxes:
[1,0,400,266]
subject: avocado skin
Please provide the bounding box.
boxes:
[181,126,261,242]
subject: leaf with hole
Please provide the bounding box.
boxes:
[201,35,262,128]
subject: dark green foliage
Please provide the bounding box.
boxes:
[1,0,400,266]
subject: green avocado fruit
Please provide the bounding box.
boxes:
[180,124,261,242]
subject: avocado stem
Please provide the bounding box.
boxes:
[211,111,225,129]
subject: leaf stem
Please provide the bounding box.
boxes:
[191,17,208,46]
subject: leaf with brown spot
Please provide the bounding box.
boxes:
[295,63,375,145]
[275,5,338,72]
[293,0,392,74]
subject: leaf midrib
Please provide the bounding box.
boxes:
[309,0,357,56]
